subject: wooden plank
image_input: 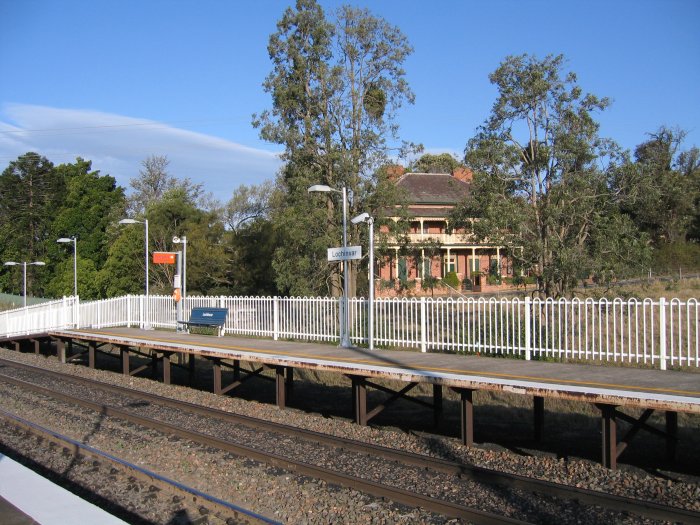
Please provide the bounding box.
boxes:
[120,346,130,376]
[534,396,544,442]
[458,388,475,447]
[88,341,96,369]
[276,366,286,409]
[163,353,171,385]
[598,404,617,470]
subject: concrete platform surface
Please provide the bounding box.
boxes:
[0,453,126,525]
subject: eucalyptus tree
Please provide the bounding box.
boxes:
[128,155,204,215]
[615,127,698,245]
[410,153,463,174]
[254,0,416,296]
[453,54,648,297]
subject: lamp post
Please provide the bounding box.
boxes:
[119,218,150,329]
[308,184,351,348]
[351,212,374,350]
[3,261,46,307]
[57,237,77,297]
[172,235,187,300]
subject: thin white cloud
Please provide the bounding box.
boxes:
[0,104,283,202]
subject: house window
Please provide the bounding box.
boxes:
[398,258,408,281]
[423,257,432,278]
[443,254,456,275]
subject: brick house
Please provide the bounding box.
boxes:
[377,166,512,295]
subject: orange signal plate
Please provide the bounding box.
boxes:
[153,252,176,264]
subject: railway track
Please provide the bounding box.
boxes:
[0,357,697,524]
[0,407,278,524]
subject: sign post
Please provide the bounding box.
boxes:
[327,245,361,347]
[153,251,183,330]
[327,246,362,262]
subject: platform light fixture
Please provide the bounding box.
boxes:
[308,183,351,348]
[56,236,77,297]
[3,261,46,307]
[351,212,375,350]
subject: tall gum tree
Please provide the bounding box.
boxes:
[254,0,415,296]
[453,54,648,297]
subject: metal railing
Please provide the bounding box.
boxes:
[0,294,697,370]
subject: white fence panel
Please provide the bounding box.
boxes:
[1,293,698,371]
[0,297,77,336]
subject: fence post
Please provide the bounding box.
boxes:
[273,297,279,341]
[127,295,132,328]
[75,296,80,329]
[524,297,532,361]
[420,297,427,353]
[139,295,144,330]
[659,297,667,371]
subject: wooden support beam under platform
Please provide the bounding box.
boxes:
[154,350,196,386]
[29,338,43,355]
[596,404,679,469]
[534,396,545,442]
[453,387,475,447]
[52,337,67,363]
[349,375,443,427]
[208,357,292,406]
[118,344,155,378]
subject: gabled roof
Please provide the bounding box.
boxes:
[396,173,471,205]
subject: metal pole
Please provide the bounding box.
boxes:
[144,219,150,329]
[72,237,78,297]
[144,219,149,298]
[22,262,27,308]
[176,250,183,330]
[368,217,374,350]
[341,186,350,347]
[182,236,187,300]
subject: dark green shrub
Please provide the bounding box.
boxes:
[442,271,460,289]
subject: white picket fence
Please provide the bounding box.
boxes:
[0,294,698,370]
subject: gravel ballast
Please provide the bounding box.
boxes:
[0,346,698,524]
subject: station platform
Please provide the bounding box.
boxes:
[0,453,126,525]
[28,328,700,468]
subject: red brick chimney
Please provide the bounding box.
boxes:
[452,166,473,183]
[386,164,405,182]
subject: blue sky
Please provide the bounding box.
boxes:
[1,0,698,203]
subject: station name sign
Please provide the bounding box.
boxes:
[327,246,362,262]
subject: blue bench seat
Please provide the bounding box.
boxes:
[178,307,228,336]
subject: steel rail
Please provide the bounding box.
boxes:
[1,358,699,524]
[0,370,527,525]
[0,407,278,525]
